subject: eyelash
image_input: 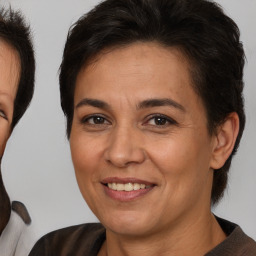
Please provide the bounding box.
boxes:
[0,110,7,120]
[81,114,111,126]
[144,114,177,127]
[81,113,177,128]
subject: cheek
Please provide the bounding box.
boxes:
[0,124,10,157]
[70,134,108,215]
[147,131,212,190]
[149,141,212,216]
[148,136,199,172]
[70,134,102,186]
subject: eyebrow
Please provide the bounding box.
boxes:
[137,98,185,112]
[76,98,110,110]
[75,97,185,112]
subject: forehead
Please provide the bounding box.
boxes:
[75,42,195,102]
[84,42,191,76]
[0,40,20,100]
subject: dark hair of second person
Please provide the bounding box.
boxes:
[59,0,245,205]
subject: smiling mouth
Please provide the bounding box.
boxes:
[101,178,156,201]
[106,182,152,191]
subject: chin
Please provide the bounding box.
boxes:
[101,210,156,237]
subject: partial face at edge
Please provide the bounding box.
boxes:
[70,43,217,236]
[0,41,20,157]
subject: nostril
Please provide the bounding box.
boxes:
[103,129,146,165]
[104,147,146,167]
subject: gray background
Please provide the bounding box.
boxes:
[1,0,256,251]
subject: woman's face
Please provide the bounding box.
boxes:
[70,43,217,237]
[0,41,19,157]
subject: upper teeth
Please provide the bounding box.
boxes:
[108,183,149,191]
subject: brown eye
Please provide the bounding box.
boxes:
[91,116,105,124]
[154,117,168,125]
[146,114,177,127]
[82,115,110,125]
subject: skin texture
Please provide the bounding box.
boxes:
[0,41,19,154]
[0,40,20,234]
[70,42,239,256]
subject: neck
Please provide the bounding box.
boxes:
[0,167,11,235]
[99,211,226,256]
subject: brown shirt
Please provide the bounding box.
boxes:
[29,217,256,256]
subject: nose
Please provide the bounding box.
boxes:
[104,126,146,168]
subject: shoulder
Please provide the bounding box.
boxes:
[207,216,256,256]
[0,201,31,256]
[12,201,31,225]
[29,223,105,256]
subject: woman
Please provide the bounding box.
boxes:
[0,7,35,256]
[30,0,256,255]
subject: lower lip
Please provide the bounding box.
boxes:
[103,185,154,202]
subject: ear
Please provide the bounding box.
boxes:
[210,112,240,170]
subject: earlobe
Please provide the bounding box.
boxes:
[210,112,240,170]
